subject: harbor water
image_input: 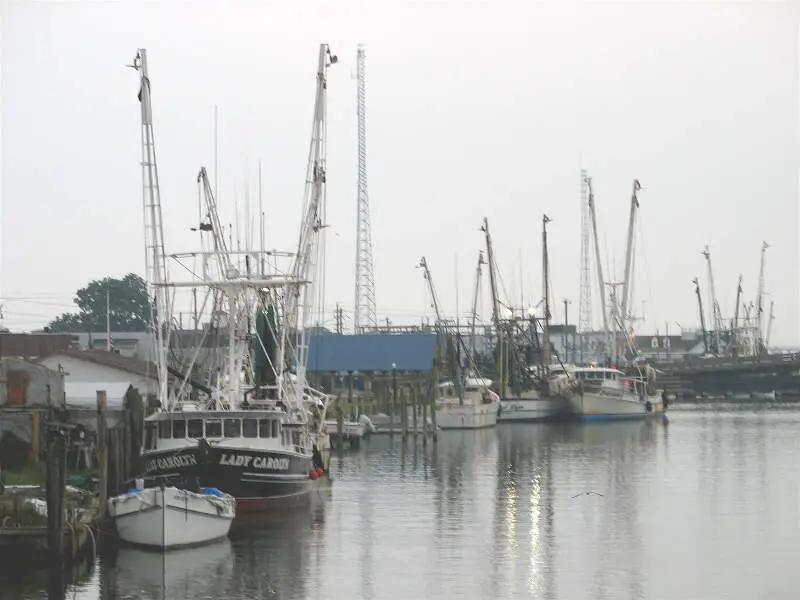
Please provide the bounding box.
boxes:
[8,405,800,600]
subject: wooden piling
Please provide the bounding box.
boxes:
[401,385,408,440]
[45,424,65,568]
[96,391,108,519]
[412,383,419,437]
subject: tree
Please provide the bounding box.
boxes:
[47,273,152,333]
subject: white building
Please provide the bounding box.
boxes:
[38,349,159,410]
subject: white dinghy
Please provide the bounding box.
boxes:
[108,479,236,549]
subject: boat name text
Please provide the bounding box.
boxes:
[219,453,290,471]
[144,454,197,473]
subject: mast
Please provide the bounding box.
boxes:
[585,176,610,351]
[620,179,640,332]
[732,275,743,357]
[693,277,709,355]
[469,251,485,365]
[701,245,722,354]
[286,44,338,394]
[481,218,505,396]
[130,48,171,409]
[755,240,770,354]
[542,214,552,368]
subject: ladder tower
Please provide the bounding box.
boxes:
[353,44,378,333]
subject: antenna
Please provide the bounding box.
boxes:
[353,44,378,333]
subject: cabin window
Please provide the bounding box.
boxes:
[292,431,300,447]
[173,420,186,438]
[144,423,156,449]
[258,419,271,438]
[271,420,279,438]
[606,372,612,380]
[187,419,203,439]
[205,420,223,438]
[243,418,258,438]
[224,418,241,438]
[158,420,171,439]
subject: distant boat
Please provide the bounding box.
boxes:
[568,365,666,421]
[108,482,236,549]
[435,377,499,429]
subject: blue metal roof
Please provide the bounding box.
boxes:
[307,333,437,372]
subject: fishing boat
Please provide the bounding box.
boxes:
[497,364,574,422]
[130,45,336,513]
[568,365,665,420]
[435,377,500,430]
[108,481,236,549]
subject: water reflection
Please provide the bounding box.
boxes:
[16,409,800,599]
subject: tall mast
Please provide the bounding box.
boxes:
[130,48,170,408]
[578,169,593,340]
[755,240,770,354]
[469,251,485,365]
[701,245,722,354]
[693,277,709,355]
[542,214,552,368]
[353,44,378,333]
[287,44,337,391]
[620,179,640,331]
[585,176,610,349]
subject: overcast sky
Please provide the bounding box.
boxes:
[2,0,798,345]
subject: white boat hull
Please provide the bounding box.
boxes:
[498,396,570,422]
[108,486,236,549]
[569,391,665,421]
[436,402,498,429]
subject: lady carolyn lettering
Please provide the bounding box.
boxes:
[145,454,197,473]
[219,453,290,471]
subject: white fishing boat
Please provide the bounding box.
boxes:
[568,365,665,420]
[108,482,236,549]
[498,364,575,422]
[435,377,500,429]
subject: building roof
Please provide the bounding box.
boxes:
[39,349,158,380]
[307,333,438,372]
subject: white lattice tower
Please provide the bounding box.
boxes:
[578,168,593,332]
[353,44,378,333]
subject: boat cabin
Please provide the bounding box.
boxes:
[143,410,304,452]
[572,367,624,382]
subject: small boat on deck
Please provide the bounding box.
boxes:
[108,480,236,549]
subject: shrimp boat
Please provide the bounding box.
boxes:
[108,480,236,549]
[568,365,665,420]
[435,377,500,430]
[130,45,336,513]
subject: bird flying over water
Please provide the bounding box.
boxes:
[571,491,604,498]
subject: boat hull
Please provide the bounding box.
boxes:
[436,403,498,429]
[108,487,235,549]
[139,444,318,513]
[569,391,666,421]
[498,396,572,422]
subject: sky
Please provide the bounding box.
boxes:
[1,0,799,345]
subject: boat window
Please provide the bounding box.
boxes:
[158,420,171,439]
[173,420,186,438]
[205,420,222,438]
[258,419,271,438]
[243,418,258,438]
[465,387,479,392]
[224,418,241,438]
[292,431,300,447]
[144,423,157,449]
[271,420,279,438]
[606,372,612,380]
[187,419,203,439]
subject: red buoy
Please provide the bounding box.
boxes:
[316,468,325,477]
[309,471,318,480]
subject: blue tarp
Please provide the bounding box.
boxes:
[307,333,437,373]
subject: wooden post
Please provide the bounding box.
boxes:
[401,385,408,440]
[428,373,438,442]
[388,371,395,437]
[46,425,65,567]
[412,382,419,437]
[96,390,108,518]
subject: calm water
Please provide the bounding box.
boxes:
[11,406,800,600]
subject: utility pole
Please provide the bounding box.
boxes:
[335,304,344,334]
